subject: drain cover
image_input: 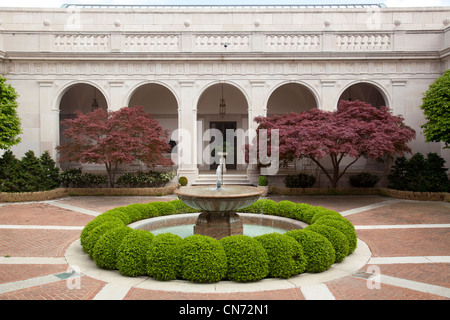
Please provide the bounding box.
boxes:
[54,271,80,280]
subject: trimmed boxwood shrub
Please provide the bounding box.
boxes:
[168,199,200,214]
[147,233,184,281]
[80,197,357,283]
[314,216,357,254]
[98,207,133,225]
[92,226,133,269]
[181,234,227,283]
[305,224,349,263]
[285,229,335,273]
[151,201,176,216]
[80,215,124,249]
[117,229,154,277]
[82,219,125,257]
[254,233,306,278]
[310,208,342,224]
[220,235,269,282]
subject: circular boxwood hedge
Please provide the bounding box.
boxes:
[80,199,358,283]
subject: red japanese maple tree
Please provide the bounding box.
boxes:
[253,100,416,188]
[57,106,173,187]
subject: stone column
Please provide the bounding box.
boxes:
[38,80,58,159]
[108,81,124,111]
[177,80,198,184]
[321,80,336,111]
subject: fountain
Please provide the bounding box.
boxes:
[174,166,264,239]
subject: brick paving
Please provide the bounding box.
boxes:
[0,194,449,301]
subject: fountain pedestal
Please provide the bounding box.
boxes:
[194,211,243,239]
[174,185,263,240]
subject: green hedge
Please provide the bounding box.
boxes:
[80,198,357,283]
[220,235,269,282]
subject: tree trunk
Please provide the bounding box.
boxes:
[105,162,118,188]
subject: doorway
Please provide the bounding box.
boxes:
[209,121,237,171]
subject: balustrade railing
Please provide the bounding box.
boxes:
[48,31,395,53]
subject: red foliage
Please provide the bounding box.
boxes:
[253,100,416,187]
[57,106,173,187]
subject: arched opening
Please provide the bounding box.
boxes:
[128,83,179,169]
[59,83,108,169]
[197,83,249,172]
[338,82,387,108]
[267,83,318,115]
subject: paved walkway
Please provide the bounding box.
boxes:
[0,194,449,300]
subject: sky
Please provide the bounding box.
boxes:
[0,0,449,8]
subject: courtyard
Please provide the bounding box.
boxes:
[0,193,448,301]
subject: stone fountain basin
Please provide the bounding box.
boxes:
[174,185,264,212]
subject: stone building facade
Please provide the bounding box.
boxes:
[1,5,449,186]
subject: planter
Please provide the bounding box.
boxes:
[258,186,269,197]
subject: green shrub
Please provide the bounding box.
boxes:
[178,176,188,186]
[168,199,199,214]
[314,216,357,254]
[92,226,133,269]
[151,201,176,216]
[349,172,380,188]
[258,176,268,186]
[388,153,449,192]
[39,151,61,191]
[310,209,342,224]
[255,233,306,278]
[80,215,124,249]
[60,168,107,188]
[285,229,335,273]
[180,235,227,283]
[117,170,176,188]
[220,235,269,282]
[240,199,277,214]
[82,219,125,257]
[284,173,316,188]
[97,207,134,225]
[305,224,349,263]
[117,230,154,277]
[275,200,297,218]
[147,233,184,281]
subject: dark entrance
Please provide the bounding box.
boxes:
[209,121,237,171]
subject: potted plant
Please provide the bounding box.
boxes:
[257,175,269,196]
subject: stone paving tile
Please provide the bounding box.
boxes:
[0,264,68,284]
[373,263,450,288]
[268,195,389,212]
[124,287,305,300]
[356,228,450,257]
[0,229,81,257]
[326,276,448,300]
[57,196,175,213]
[0,276,106,300]
[347,201,450,226]
[0,203,94,226]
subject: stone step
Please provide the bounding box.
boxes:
[193,174,253,186]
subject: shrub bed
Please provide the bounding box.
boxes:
[80,199,357,283]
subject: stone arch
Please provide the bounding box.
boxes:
[58,82,108,146]
[127,82,179,149]
[337,81,389,109]
[266,81,319,116]
[196,81,250,171]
